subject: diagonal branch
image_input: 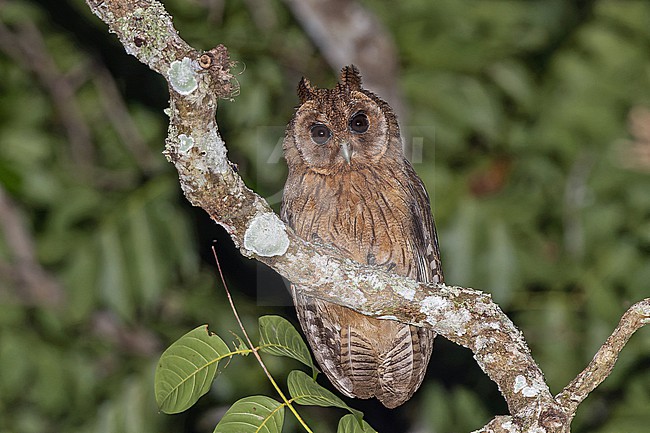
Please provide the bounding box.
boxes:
[85,1,649,431]
[556,298,650,412]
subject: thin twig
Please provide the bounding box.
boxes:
[211,246,314,433]
[556,298,650,412]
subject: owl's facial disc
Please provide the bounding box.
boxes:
[290,90,395,174]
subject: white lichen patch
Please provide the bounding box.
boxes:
[475,335,495,350]
[438,309,471,336]
[521,386,542,397]
[204,124,228,173]
[243,213,289,257]
[396,285,416,301]
[168,57,198,95]
[421,295,451,314]
[501,420,516,432]
[178,134,194,153]
[356,270,384,288]
[420,295,471,335]
[514,375,527,393]
[482,353,497,364]
[303,254,367,306]
[474,352,499,374]
[330,288,367,307]
[513,375,541,398]
[309,254,340,283]
[181,123,228,175]
[443,284,463,297]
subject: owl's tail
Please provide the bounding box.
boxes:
[376,323,434,408]
[292,287,434,408]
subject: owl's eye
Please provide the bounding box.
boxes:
[310,124,332,145]
[349,112,369,133]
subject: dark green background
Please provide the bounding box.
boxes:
[0,1,649,432]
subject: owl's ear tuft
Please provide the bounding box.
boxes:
[339,65,362,91]
[297,77,315,104]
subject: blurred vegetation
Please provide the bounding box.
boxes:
[0,0,649,432]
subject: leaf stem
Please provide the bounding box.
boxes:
[212,246,314,433]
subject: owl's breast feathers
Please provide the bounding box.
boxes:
[282,162,442,282]
[282,160,442,408]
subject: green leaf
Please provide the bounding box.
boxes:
[155,325,233,413]
[337,414,377,433]
[287,370,363,420]
[232,332,249,354]
[258,316,317,376]
[214,396,284,433]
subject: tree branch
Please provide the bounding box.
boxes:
[556,298,650,412]
[85,1,650,431]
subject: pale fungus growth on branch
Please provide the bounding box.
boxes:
[243,213,290,257]
[168,57,198,95]
[177,134,194,153]
[201,125,229,174]
[514,375,542,398]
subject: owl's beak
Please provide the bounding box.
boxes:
[340,141,351,164]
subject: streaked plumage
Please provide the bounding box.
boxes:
[281,65,443,408]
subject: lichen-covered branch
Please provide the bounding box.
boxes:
[85,1,650,432]
[556,298,650,412]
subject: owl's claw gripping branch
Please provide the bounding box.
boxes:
[86,1,650,432]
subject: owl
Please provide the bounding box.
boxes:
[281,65,443,408]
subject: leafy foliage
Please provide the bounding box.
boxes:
[258,315,317,377]
[155,325,233,413]
[153,317,375,432]
[287,370,362,420]
[214,396,285,433]
[338,415,378,433]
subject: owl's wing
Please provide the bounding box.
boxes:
[291,285,366,398]
[405,160,444,285]
[377,160,442,404]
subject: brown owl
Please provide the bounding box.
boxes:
[281,65,443,408]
